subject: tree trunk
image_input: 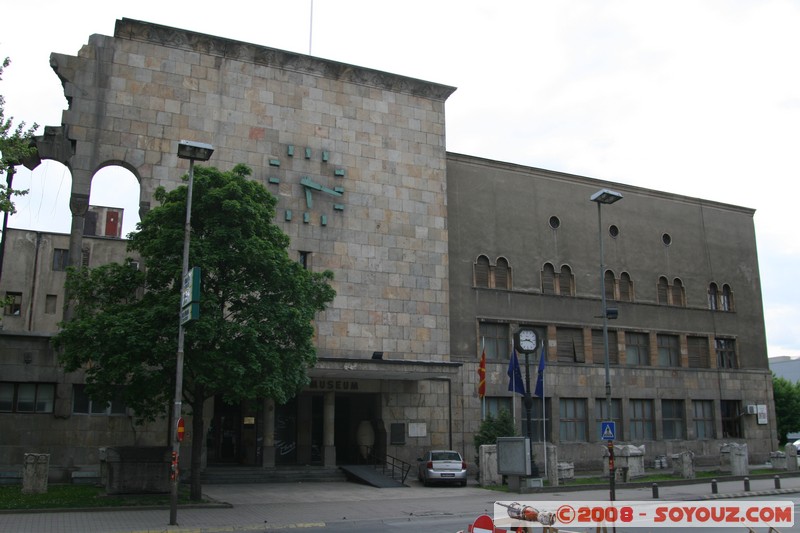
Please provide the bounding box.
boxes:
[190,396,206,501]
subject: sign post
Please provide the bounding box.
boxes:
[601,421,616,501]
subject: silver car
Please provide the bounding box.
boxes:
[417,450,467,486]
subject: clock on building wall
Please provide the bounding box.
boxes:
[268,145,346,227]
[514,328,538,354]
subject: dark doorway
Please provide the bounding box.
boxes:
[207,398,261,465]
[208,398,241,463]
[334,394,379,464]
[275,398,298,465]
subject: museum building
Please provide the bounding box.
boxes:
[0,19,774,481]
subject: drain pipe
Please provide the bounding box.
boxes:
[433,377,453,450]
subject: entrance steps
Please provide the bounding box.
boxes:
[201,465,347,484]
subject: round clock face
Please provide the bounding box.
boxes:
[518,329,537,352]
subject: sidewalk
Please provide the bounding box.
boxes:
[1,474,799,533]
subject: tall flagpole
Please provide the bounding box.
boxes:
[481,337,486,420]
[540,341,547,480]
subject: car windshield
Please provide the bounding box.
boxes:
[431,452,461,461]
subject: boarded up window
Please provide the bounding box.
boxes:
[657,277,669,305]
[687,336,710,368]
[619,272,632,302]
[559,265,573,296]
[542,263,556,295]
[671,279,685,307]
[495,257,510,289]
[604,270,616,301]
[557,327,585,363]
[592,329,619,364]
[475,256,490,288]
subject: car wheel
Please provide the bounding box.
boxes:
[460,480,467,487]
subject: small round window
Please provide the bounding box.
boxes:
[549,216,561,229]
[662,233,672,246]
[609,225,619,238]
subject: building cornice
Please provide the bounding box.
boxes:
[115,18,457,101]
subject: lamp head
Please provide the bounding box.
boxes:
[177,140,214,161]
[590,188,623,205]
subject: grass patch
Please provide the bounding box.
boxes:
[0,484,198,510]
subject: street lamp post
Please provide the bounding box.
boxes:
[170,140,213,525]
[590,188,623,503]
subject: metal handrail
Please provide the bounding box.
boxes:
[358,446,412,484]
[380,453,412,484]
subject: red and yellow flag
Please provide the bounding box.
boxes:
[478,348,487,398]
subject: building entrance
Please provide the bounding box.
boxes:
[207,397,261,465]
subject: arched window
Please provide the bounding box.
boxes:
[671,278,685,307]
[708,283,719,310]
[542,263,556,295]
[721,284,734,311]
[657,277,669,305]
[619,272,633,302]
[495,257,511,290]
[475,255,490,288]
[558,265,574,296]
[604,270,616,301]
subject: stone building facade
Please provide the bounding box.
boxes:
[0,18,775,480]
[447,154,774,469]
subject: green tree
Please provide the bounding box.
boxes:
[773,375,800,445]
[473,408,517,468]
[1,57,38,215]
[55,164,336,499]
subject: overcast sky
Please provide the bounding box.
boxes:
[3,1,799,359]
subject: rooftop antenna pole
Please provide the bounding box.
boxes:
[309,0,314,55]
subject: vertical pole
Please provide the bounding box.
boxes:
[598,201,615,502]
[170,158,195,525]
[523,352,539,477]
[0,166,15,282]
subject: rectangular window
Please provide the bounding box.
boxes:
[559,398,587,442]
[687,336,710,368]
[53,248,70,271]
[721,400,742,438]
[629,399,654,440]
[716,338,737,369]
[693,400,715,439]
[557,327,585,363]
[299,251,311,270]
[657,334,680,367]
[0,383,55,413]
[625,332,650,366]
[4,292,22,316]
[45,294,58,315]
[485,397,512,419]
[0,383,15,411]
[72,385,127,416]
[662,399,685,439]
[592,329,619,365]
[521,397,551,443]
[595,398,623,438]
[480,322,509,361]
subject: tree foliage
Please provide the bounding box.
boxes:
[54,163,336,498]
[473,409,517,454]
[773,375,800,445]
[0,57,38,214]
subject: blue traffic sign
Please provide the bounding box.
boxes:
[601,421,616,441]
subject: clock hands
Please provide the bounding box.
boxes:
[300,176,343,209]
